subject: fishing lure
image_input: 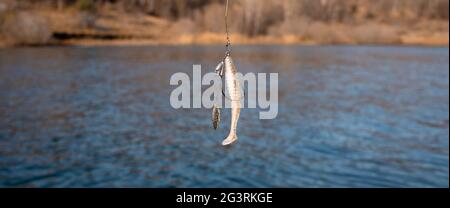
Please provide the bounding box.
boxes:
[221,55,242,145]
[210,0,243,146]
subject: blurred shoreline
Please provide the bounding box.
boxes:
[1,35,448,48]
[0,0,448,48]
[30,34,449,48]
[2,27,447,48]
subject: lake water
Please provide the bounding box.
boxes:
[0,45,448,187]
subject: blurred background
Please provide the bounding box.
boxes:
[0,0,448,46]
[0,1,448,188]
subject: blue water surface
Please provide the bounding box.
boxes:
[0,45,448,187]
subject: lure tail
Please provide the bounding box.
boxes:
[222,133,238,146]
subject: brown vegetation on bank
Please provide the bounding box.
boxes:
[0,0,448,47]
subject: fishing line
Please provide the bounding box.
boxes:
[225,0,245,102]
[225,0,231,56]
[216,0,245,102]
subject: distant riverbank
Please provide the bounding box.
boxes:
[2,30,448,48]
[1,6,448,48]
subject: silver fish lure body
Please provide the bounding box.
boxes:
[221,55,241,146]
